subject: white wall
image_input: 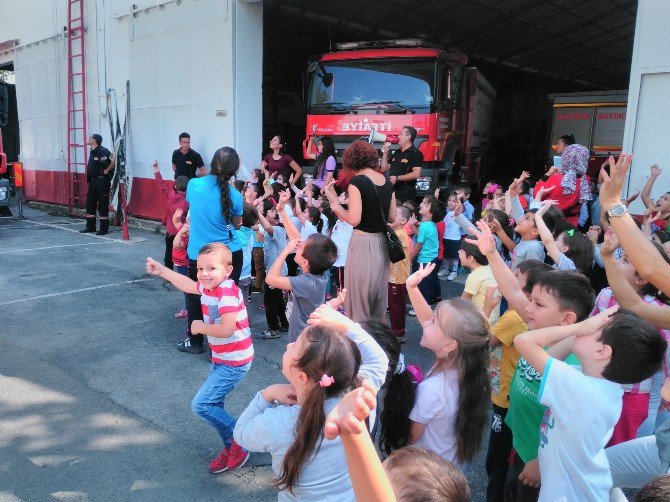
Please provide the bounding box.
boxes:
[0,0,262,202]
[622,0,670,211]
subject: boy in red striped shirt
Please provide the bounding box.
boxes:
[146,242,253,473]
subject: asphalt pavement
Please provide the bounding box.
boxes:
[0,203,490,502]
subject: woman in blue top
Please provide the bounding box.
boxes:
[180,146,244,354]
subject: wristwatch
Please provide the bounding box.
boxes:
[606,203,627,219]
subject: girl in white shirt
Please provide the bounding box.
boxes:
[379,263,491,469]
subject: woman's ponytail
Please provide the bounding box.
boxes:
[379,361,417,456]
[210,147,240,225]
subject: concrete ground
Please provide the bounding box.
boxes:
[0,202,491,502]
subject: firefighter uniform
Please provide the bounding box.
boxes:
[388,144,423,203]
[83,145,114,235]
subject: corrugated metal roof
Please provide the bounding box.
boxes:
[265,0,636,90]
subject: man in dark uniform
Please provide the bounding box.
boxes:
[380,125,423,203]
[172,132,205,180]
[80,134,114,235]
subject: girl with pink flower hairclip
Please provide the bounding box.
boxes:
[233,289,389,501]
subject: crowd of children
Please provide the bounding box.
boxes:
[145,135,670,501]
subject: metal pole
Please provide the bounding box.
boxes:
[119,182,130,240]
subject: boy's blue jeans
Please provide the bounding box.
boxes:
[191,361,251,448]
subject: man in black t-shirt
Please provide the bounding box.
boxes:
[172,132,205,180]
[81,134,115,235]
[380,125,423,203]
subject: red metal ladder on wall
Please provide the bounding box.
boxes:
[66,0,88,215]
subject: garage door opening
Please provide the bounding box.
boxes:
[262,2,634,198]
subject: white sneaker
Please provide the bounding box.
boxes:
[437,269,448,278]
[447,271,457,281]
[408,309,417,316]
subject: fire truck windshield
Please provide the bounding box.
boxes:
[308,58,437,114]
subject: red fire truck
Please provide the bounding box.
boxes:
[549,90,627,179]
[302,39,495,195]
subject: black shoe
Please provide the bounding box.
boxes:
[177,338,204,354]
[278,324,289,332]
[97,219,109,236]
[80,227,96,233]
[397,335,406,344]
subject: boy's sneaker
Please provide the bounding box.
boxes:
[227,441,250,471]
[458,266,468,275]
[278,324,289,332]
[397,335,406,344]
[437,269,448,278]
[209,447,230,473]
[447,271,458,281]
[258,303,266,311]
[408,309,417,316]
[256,329,280,340]
[177,338,204,354]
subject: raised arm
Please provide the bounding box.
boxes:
[600,154,670,295]
[323,382,397,502]
[265,239,297,291]
[515,307,617,375]
[145,257,198,295]
[405,264,436,324]
[641,164,662,209]
[152,161,172,197]
[602,232,670,329]
[276,190,300,240]
[534,201,562,265]
[465,221,531,321]
[308,303,389,391]
[256,209,275,235]
[173,223,188,249]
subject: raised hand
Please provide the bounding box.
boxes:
[535,185,556,202]
[464,220,496,256]
[152,161,159,173]
[489,218,502,234]
[586,225,601,245]
[323,179,338,201]
[651,164,662,177]
[327,288,347,310]
[599,230,620,257]
[323,380,377,440]
[575,305,619,337]
[284,238,301,254]
[535,199,558,217]
[308,303,356,335]
[276,189,291,211]
[624,191,640,207]
[600,154,633,210]
[406,262,436,289]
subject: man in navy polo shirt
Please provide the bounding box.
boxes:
[380,125,423,203]
[80,134,114,235]
[172,132,205,180]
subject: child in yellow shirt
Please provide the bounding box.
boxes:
[389,205,412,342]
